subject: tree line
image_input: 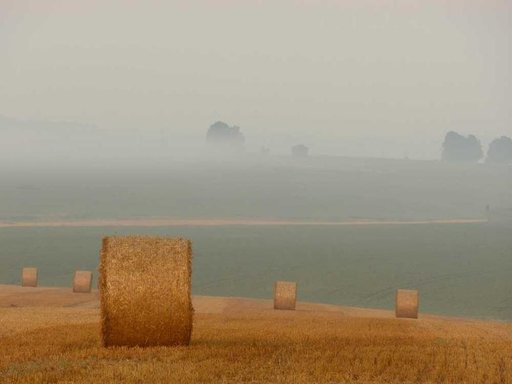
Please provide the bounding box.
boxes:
[442,132,512,164]
[206,121,512,163]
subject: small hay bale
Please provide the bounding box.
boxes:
[100,236,193,347]
[21,267,38,287]
[274,281,297,310]
[395,289,419,319]
[73,270,93,293]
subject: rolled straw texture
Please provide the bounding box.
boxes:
[395,289,419,319]
[274,281,297,310]
[100,236,193,347]
[73,270,93,293]
[22,267,38,287]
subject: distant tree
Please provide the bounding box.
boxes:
[441,131,483,163]
[486,136,512,164]
[206,121,244,149]
[291,144,309,158]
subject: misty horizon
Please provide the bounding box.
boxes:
[1,0,511,162]
[0,113,509,163]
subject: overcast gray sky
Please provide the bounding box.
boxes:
[1,0,510,158]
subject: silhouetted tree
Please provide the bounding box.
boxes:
[206,121,244,149]
[486,136,512,164]
[441,131,483,163]
[291,144,309,158]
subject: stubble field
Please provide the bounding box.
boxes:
[1,286,511,384]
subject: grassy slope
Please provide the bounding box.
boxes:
[1,286,511,384]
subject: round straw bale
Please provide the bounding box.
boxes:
[73,270,93,293]
[21,267,38,287]
[273,281,297,310]
[395,289,419,319]
[100,236,193,347]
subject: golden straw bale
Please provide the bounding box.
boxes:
[21,267,38,287]
[274,281,297,310]
[100,236,193,347]
[395,289,419,319]
[72,271,93,293]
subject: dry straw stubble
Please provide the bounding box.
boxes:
[21,267,38,287]
[274,281,297,310]
[395,289,419,319]
[73,271,93,293]
[100,236,193,347]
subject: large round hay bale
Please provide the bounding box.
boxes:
[273,281,297,310]
[21,267,38,287]
[395,289,419,319]
[100,236,193,347]
[73,270,93,293]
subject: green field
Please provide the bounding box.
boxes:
[1,157,510,222]
[1,157,511,320]
[1,222,511,321]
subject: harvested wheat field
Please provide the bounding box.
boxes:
[0,285,511,384]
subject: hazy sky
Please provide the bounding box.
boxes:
[1,0,511,158]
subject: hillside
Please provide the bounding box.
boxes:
[1,285,511,383]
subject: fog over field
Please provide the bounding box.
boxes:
[0,156,511,223]
[1,0,511,160]
[1,0,511,320]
